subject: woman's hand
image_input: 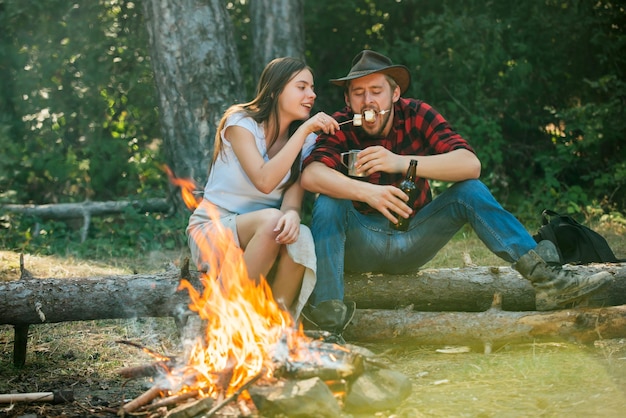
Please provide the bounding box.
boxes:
[300,112,339,136]
[274,210,301,244]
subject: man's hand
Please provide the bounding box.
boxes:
[362,183,412,223]
[357,146,403,175]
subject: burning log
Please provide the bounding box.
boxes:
[137,390,199,413]
[116,338,392,417]
[273,340,364,381]
[119,385,164,414]
[165,396,215,418]
[204,370,265,417]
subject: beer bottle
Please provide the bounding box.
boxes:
[391,159,418,231]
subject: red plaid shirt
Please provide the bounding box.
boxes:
[303,97,475,215]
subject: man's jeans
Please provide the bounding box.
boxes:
[309,179,536,305]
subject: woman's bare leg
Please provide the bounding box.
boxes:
[271,246,305,311]
[235,208,282,282]
[235,209,304,310]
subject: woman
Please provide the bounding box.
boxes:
[187,57,339,317]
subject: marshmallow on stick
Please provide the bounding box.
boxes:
[337,109,389,127]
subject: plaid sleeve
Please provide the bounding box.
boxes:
[408,100,474,155]
[302,108,353,172]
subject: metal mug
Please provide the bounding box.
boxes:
[341,150,365,177]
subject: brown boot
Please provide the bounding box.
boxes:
[514,248,612,310]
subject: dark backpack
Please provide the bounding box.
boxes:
[532,209,621,265]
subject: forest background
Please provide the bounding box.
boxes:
[0,0,625,259]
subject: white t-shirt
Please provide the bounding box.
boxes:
[202,112,316,214]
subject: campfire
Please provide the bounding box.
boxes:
[114,168,411,417]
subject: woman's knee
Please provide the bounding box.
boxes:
[255,208,284,237]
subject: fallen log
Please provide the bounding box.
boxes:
[346,302,626,351]
[344,263,626,311]
[1,198,171,242]
[0,198,170,219]
[2,263,624,319]
[0,263,195,326]
[1,258,625,366]
[0,261,198,367]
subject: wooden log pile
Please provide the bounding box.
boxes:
[1,253,625,366]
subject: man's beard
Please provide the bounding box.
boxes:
[361,108,392,139]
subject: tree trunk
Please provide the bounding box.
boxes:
[250,0,305,80]
[142,0,244,193]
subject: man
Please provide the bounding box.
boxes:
[300,50,612,342]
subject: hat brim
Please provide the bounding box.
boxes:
[330,65,410,95]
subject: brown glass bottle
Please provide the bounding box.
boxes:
[391,159,418,231]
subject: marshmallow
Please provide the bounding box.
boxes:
[364,110,376,122]
[353,114,362,126]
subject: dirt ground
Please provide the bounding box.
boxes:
[2,234,626,417]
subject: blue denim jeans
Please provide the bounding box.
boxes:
[309,179,536,305]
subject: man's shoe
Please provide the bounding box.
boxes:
[534,240,561,265]
[301,300,356,344]
[514,249,612,310]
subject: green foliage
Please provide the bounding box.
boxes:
[303,0,625,214]
[0,209,189,259]
[0,0,162,205]
[1,0,625,259]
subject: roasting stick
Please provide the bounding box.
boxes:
[0,390,74,404]
[336,109,389,126]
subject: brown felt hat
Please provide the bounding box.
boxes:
[330,50,411,94]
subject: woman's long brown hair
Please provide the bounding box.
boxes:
[212,57,312,191]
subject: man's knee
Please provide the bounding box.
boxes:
[453,178,486,193]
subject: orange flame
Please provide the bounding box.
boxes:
[161,164,201,211]
[162,167,311,398]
